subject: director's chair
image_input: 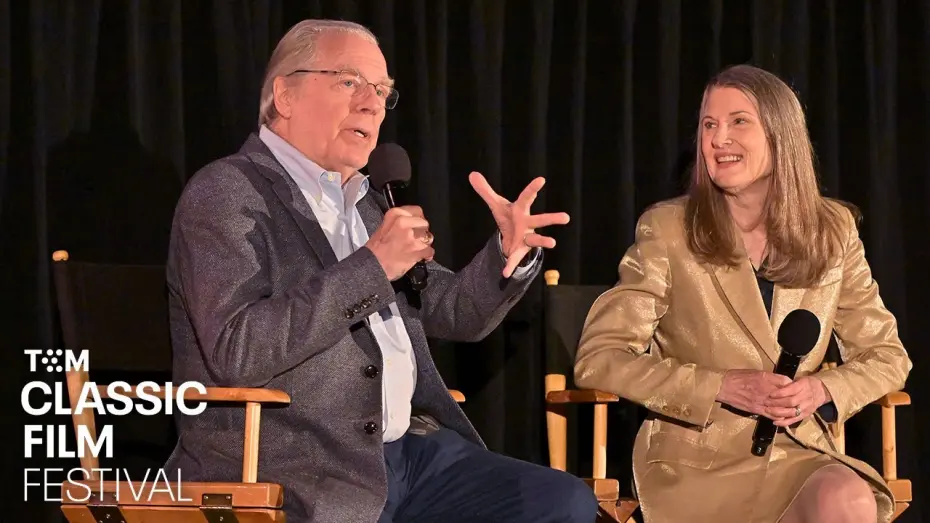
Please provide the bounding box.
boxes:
[543,270,640,523]
[50,249,465,522]
[51,249,289,521]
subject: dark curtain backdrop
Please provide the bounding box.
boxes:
[3,1,928,521]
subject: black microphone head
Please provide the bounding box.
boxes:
[776,309,821,357]
[367,143,411,191]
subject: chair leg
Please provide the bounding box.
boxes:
[544,374,568,471]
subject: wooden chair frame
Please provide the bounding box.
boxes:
[51,249,468,521]
[821,361,912,520]
[543,270,638,523]
[543,269,912,522]
[60,379,292,521]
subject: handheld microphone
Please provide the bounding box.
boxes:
[751,308,821,457]
[367,143,428,292]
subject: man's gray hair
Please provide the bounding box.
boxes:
[258,20,378,127]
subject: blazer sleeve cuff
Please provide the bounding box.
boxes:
[337,247,399,322]
[815,369,854,425]
[674,369,726,428]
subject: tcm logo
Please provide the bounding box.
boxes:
[24,350,88,373]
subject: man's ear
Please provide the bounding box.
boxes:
[272,76,293,119]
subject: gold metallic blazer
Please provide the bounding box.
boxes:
[574,197,911,522]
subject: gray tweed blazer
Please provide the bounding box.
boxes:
[163,134,540,522]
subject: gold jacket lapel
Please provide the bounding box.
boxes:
[708,261,780,365]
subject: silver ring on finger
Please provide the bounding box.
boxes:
[794,406,801,417]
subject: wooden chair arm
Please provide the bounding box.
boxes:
[95,384,291,404]
[874,391,910,407]
[94,383,288,483]
[546,389,619,404]
[544,375,611,480]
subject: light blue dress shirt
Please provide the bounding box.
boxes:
[260,125,416,442]
[259,125,538,443]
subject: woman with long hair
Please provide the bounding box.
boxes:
[574,64,911,522]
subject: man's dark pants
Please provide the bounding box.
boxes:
[377,427,599,523]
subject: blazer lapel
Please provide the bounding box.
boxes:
[708,261,780,365]
[240,135,338,268]
[356,191,385,237]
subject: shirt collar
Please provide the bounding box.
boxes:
[258,125,369,203]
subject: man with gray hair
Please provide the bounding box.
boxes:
[164,19,597,523]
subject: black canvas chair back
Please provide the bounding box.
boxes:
[50,250,176,475]
[52,253,172,373]
[543,283,610,385]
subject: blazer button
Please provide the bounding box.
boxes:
[364,365,380,378]
[364,421,378,435]
[344,309,355,319]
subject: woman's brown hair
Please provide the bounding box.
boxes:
[684,64,857,288]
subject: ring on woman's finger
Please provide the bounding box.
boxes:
[420,231,434,245]
[794,406,801,417]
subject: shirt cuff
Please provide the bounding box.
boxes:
[497,232,541,279]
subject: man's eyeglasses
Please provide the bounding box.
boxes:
[288,69,399,109]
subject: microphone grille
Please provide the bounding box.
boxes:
[367,143,412,190]
[776,309,822,357]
